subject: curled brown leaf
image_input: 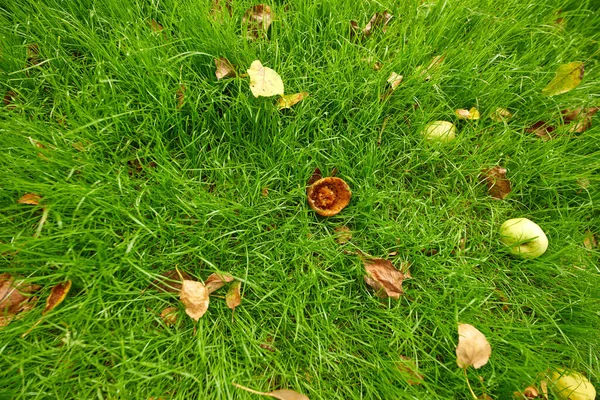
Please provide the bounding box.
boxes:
[17,193,41,205]
[205,272,234,294]
[180,280,209,321]
[43,280,71,315]
[362,257,409,299]
[160,306,178,326]
[243,4,273,40]
[277,92,309,110]
[561,107,599,133]
[481,166,511,200]
[215,57,237,80]
[363,11,393,36]
[525,121,555,141]
[226,281,242,310]
[0,274,40,326]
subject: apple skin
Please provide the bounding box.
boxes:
[499,218,548,258]
[551,369,596,400]
[421,121,456,143]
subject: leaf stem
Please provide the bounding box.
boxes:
[464,367,478,400]
[232,382,270,396]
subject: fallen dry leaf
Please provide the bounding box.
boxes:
[211,0,232,19]
[205,272,234,294]
[525,121,556,141]
[176,85,185,109]
[481,166,511,200]
[277,92,309,110]
[0,274,40,326]
[3,90,17,108]
[334,226,352,244]
[247,60,284,98]
[542,62,584,96]
[583,231,597,250]
[27,43,42,67]
[398,356,424,385]
[180,279,209,321]
[362,11,393,36]
[243,4,273,40]
[226,281,242,310]
[149,19,163,32]
[456,107,480,120]
[232,383,309,400]
[456,323,491,369]
[17,193,41,205]
[215,57,237,80]
[349,20,360,37]
[151,269,193,293]
[561,107,599,133]
[490,107,513,122]
[387,71,403,90]
[540,380,548,399]
[362,257,409,299]
[416,55,445,80]
[43,280,71,315]
[306,168,322,187]
[160,306,178,326]
[261,187,269,197]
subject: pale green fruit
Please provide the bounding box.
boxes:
[499,218,548,259]
[551,369,596,400]
[421,121,456,143]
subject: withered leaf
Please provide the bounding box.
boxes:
[160,306,178,326]
[247,60,284,97]
[363,11,393,36]
[27,43,42,67]
[176,85,185,108]
[481,166,511,200]
[525,121,555,141]
[205,273,234,294]
[151,269,193,293]
[18,193,41,205]
[43,280,71,315]
[455,107,480,120]
[261,187,269,197]
[3,90,17,107]
[456,323,491,369]
[232,383,310,400]
[306,168,322,186]
[277,92,309,110]
[416,55,445,80]
[243,4,273,40]
[149,19,163,32]
[561,107,599,133]
[215,57,237,80]
[583,231,597,250]
[398,356,424,385]
[334,226,352,245]
[349,20,360,37]
[362,257,408,299]
[541,62,584,96]
[211,0,232,19]
[226,281,242,310]
[180,280,209,321]
[0,274,40,323]
[387,72,403,90]
[490,107,512,122]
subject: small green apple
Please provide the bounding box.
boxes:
[421,120,456,143]
[499,218,548,258]
[551,368,596,400]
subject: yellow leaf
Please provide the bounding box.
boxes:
[456,323,491,369]
[541,62,584,96]
[43,280,71,315]
[226,281,242,310]
[247,60,284,97]
[277,92,309,110]
[180,280,209,321]
[455,107,480,120]
[551,369,595,400]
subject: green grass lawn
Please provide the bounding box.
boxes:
[1,0,599,398]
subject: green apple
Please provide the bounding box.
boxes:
[551,369,596,400]
[421,121,456,143]
[499,218,548,258]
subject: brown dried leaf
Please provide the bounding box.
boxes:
[233,383,309,400]
[306,168,322,186]
[387,72,403,90]
[205,273,234,294]
[490,107,512,122]
[226,281,242,310]
[215,57,237,80]
[277,92,309,110]
[243,4,273,40]
[456,323,491,369]
[149,19,163,32]
[583,231,597,250]
[363,11,393,36]
[151,269,193,293]
[0,274,40,317]
[481,166,511,200]
[3,90,17,107]
[43,280,71,315]
[180,280,209,321]
[261,187,269,197]
[398,356,424,385]
[160,306,178,326]
[561,107,599,133]
[349,20,360,37]
[27,43,42,66]
[176,85,185,108]
[17,193,41,205]
[525,121,556,141]
[362,257,408,299]
[334,226,352,244]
